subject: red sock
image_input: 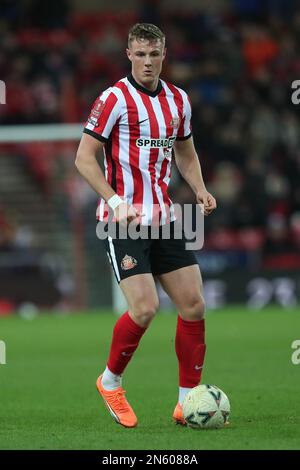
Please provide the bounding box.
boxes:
[107,311,147,375]
[175,315,206,388]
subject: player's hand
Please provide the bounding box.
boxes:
[196,190,217,216]
[115,203,144,225]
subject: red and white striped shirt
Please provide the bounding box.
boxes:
[83,73,192,225]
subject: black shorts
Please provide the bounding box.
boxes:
[102,221,198,283]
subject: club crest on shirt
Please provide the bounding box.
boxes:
[121,254,137,271]
[170,116,180,128]
[163,147,172,159]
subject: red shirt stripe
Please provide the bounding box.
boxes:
[165,83,185,138]
[158,87,174,215]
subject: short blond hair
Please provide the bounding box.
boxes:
[128,23,165,47]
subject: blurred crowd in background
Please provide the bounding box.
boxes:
[1,0,300,310]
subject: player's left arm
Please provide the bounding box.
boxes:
[173,136,217,215]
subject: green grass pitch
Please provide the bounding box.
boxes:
[0,307,299,450]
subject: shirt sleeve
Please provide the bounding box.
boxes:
[83,89,121,143]
[176,92,192,141]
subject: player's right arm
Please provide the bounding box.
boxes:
[75,131,141,224]
[75,133,114,200]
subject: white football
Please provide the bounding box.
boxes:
[182,384,230,429]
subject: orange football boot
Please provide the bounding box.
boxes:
[173,402,186,426]
[96,375,137,428]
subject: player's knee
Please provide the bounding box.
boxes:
[181,295,205,321]
[132,299,159,327]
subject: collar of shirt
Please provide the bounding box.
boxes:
[127,73,162,98]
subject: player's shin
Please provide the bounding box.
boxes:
[101,311,147,390]
[175,315,206,405]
